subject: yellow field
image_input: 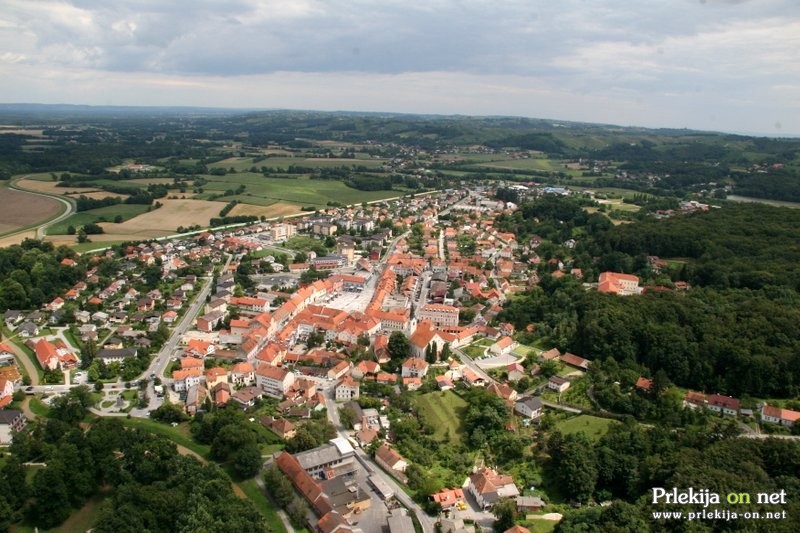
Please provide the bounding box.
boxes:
[97,198,223,237]
[16,178,99,196]
[229,201,303,219]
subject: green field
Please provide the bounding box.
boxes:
[48,204,150,235]
[207,155,386,171]
[195,173,402,206]
[413,390,468,440]
[555,414,617,441]
[119,418,211,458]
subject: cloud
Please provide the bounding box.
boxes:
[0,0,797,134]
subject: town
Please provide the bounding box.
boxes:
[2,176,798,533]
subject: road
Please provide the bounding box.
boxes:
[8,176,75,239]
[323,388,437,533]
[4,333,40,385]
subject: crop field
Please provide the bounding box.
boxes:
[48,204,151,235]
[207,155,385,171]
[0,186,62,235]
[16,178,101,196]
[196,174,401,206]
[229,201,302,219]
[413,390,468,440]
[96,198,223,237]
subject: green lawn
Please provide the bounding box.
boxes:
[29,397,51,418]
[555,415,617,441]
[48,204,150,235]
[237,478,288,533]
[413,390,468,440]
[119,418,211,458]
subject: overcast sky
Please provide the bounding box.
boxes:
[0,0,798,135]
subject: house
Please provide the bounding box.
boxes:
[231,361,256,387]
[707,394,740,416]
[487,382,518,403]
[505,526,532,533]
[400,357,429,378]
[560,353,590,370]
[0,378,15,408]
[547,375,570,393]
[17,321,39,338]
[0,343,15,366]
[760,404,800,427]
[172,367,203,392]
[514,397,544,420]
[375,443,409,474]
[431,487,465,511]
[261,416,297,440]
[231,386,262,408]
[507,362,525,382]
[0,410,26,445]
[635,377,653,392]
[256,365,295,399]
[335,376,360,401]
[539,348,560,361]
[185,384,209,415]
[489,336,518,356]
[96,348,138,365]
[515,496,545,513]
[467,466,520,509]
[435,375,454,391]
[417,304,459,328]
[204,367,228,389]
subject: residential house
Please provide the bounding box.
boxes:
[467,467,520,509]
[431,488,464,511]
[489,336,518,356]
[204,367,228,389]
[401,358,429,378]
[507,362,525,382]
[335,376,360,401]
[172,367,203,392]
[375,443,409,475]
[707,394,740,416]
[0,410,26,445]
[261,416,297,440]
[185,384,209,415]
[514,397,544,420]
[760,405,800,427]
[231,361,256,387]
[547,376,570,393]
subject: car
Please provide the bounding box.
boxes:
[24,386,35,394]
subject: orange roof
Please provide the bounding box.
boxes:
[172,367,202,380]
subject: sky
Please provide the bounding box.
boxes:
[0,0,798,135]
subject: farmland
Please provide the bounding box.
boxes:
[48,203,150,235]
[0,184,63,236]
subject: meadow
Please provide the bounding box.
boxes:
[413,390,468,440]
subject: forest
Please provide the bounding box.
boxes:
[3,387,266,532]
[498,200,800,397]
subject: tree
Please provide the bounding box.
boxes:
[492,498,517,532]
[388,331,410,360]
[338,406,356,429]
[76,229,89,243]
[263,465,295,507]
[232,442,263,479]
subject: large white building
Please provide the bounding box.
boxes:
[417,304,459,328]
[255,365,295,399]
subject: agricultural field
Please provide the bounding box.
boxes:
[96,198,223,237]
[195,173,402,207]
[413,390,468,440]
[206,155,385,171]
[48,204,150,235]
[229,201,301,219]
[0,185,62,235]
